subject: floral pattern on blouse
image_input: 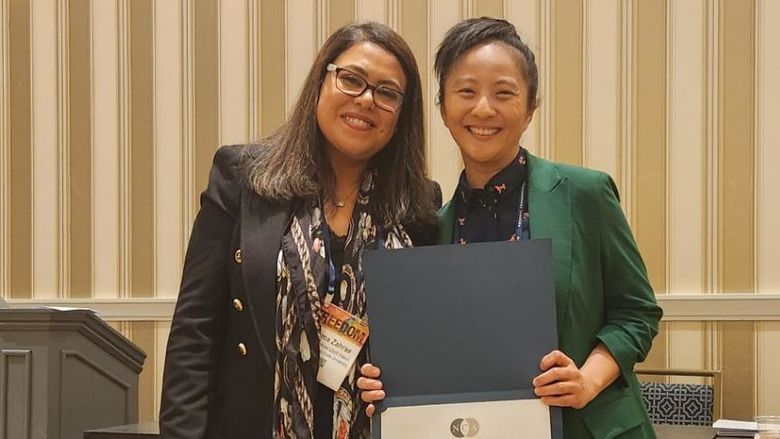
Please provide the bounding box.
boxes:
[454,147,530,244]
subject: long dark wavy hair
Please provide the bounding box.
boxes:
[243,22,435,230]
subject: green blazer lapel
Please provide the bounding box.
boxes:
[437,199,456,244]
[527,153,573,328]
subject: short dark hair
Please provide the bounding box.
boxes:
[434,17,539,110]
[245,22,434,228]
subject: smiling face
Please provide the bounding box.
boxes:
[440,41,535,175]
[316,41,407,167]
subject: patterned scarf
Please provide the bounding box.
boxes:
[273,171,413,439]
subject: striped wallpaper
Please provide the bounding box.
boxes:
[2,0,779,423]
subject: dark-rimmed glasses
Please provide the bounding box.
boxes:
[326,63,404,112]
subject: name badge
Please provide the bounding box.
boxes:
[317,303,369,391]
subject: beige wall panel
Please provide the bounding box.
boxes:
[475,0,503,18]
[119,0,131,297]
[260,0,285,135]
[505,0,541,155]
[118,321,131,338]
[618,0,634,212]
[154,322,171,420]
[668,0,705,294]
[718,0,756,420]
[399,0,428,105]
[329,0,355,34]
[705,0,719,294]
[757,0,780,293]
[193,0,219,223]
[131,321,157,422]
[9,0,32,299]
[643,321,668,370]
[540,0,551,160]
[551,0,582,166]
[705,321,718,376]
[633,0,666,294]
[92,0,120,299]
[31,0,60,298]
[154,0,183,298]
[285,0,316,114]
[426,0,462,199]
[356,0,386,24]
[667,322,706,383]
[181,0,194,229]
[720,321,755,419]
[666,0,707,380]
[130,0,154,298]
[757,323,780,415]
[460,0,473,18]
[248,0,262,139]
[219,0,248,146]
[69,0,93,298]
[191,0,220,211]
[583,0,619,179]
[719,0,754,294]
[0,0,8,297]
[397,0,437,182]
[632,0,667,371]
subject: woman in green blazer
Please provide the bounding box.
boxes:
[359,18,662,438]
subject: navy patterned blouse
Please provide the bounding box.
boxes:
[453,148,530,244]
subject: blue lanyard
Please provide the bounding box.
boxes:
[321,224,339,295]
[376,225,386,250]
[322,222,385,295]
[454,180,529,243]
[515,181,529,240]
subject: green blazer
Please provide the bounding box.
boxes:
[438,153,662,438]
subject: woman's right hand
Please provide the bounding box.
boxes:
[357,363,385,417]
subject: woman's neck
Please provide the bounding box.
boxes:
[325,152,367,236]
[325,146,369,197]
[330,160,366,203]
[463,146,520,189]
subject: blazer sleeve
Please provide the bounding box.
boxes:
[594,173,663,383]
[159,145,244,439]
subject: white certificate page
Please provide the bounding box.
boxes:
[380,398,551,439]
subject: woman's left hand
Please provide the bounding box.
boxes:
[532,350,600,410]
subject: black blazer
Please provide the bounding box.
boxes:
[159,145,441,439]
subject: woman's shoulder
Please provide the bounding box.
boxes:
[202,144,254,216]
[209,144,254,188]
[212,144,247,170]
[528,153,618,199]
[530,154,607,184]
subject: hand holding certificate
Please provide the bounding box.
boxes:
[362,239,563,439]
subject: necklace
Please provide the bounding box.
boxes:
[333,186,360,208]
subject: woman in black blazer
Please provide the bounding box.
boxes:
[159,22,439,439]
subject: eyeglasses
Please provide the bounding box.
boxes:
[326,63,405,112]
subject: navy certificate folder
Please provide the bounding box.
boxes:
[363,239,562,438]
